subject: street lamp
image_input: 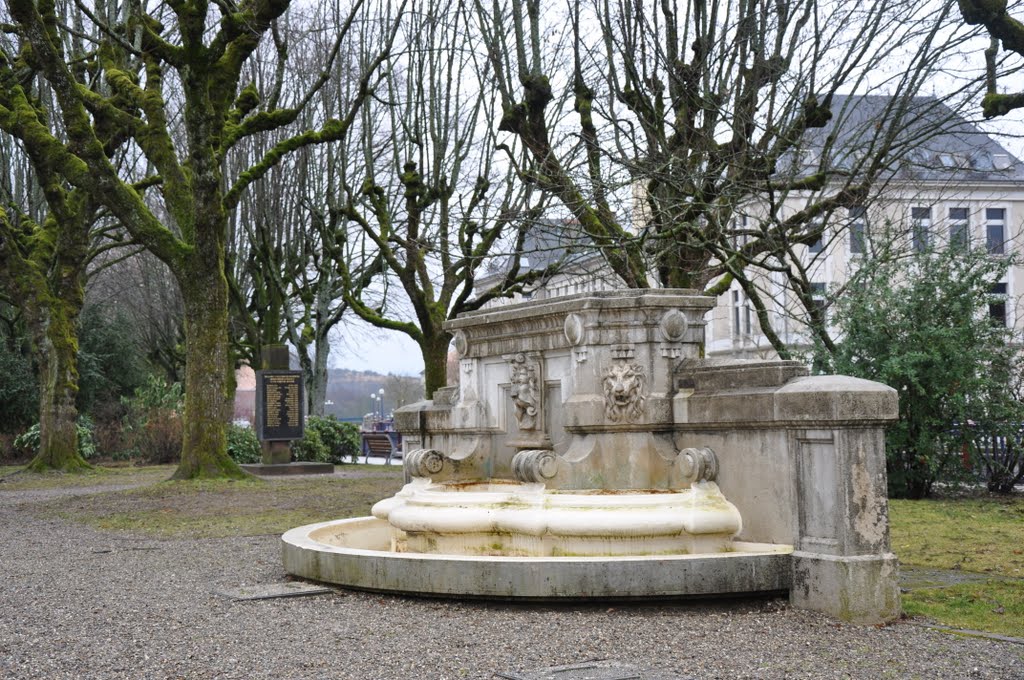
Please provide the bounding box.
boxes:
[378,388,385,420]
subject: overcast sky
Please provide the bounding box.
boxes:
[330,319,427,376]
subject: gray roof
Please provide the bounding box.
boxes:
[802,94,1024,182]
[487,96,1024,281]
[485,218,595,277]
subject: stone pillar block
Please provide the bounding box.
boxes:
[791,552,900,624]
[778,376,900,623]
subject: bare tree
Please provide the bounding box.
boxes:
[475,0,980,356]
[0,0,405,478]
[957,0,1024,117]
[87,250,185,384]
[331,1,556,395]
[0,35,137,470]
[223,16,370,417]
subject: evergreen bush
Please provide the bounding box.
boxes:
[304,415,361,464]
[13,417,98,460]
[291,425,329,463]
[226,424,261,464]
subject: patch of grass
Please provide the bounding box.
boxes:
[335,463,402,474]
[890,497,1024,577]
[891,495,1024,637]
[0,464,172,491]
[901,579,1024,638]
[33,470,405,538]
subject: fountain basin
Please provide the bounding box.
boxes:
[281,517,793,600]
[371,479,743,557]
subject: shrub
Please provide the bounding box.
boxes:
[0,338,38,434]
[76,305,146,417]
[91,414,135,461]
[0,433,17,463]
[13,417,98,460]
[825,245,1024,498]
[123,374,183,413]
[227,424,261,464]
[121,375,184,464]
[291,426,329,463]
[304,415,361,464]
[137,409,182,464]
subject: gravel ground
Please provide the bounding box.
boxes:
[2,485,1023,680]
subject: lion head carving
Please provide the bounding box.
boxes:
[602,362,647,422]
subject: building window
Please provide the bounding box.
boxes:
[911,207,930,253]
[731,214,749,250]
[949,207,969,250]
[808,223,824,254]
[989,282,1008,327]
[849,206,866,254]
[810,282,827,326]
[732,290,753,338]
[732,290,741,338]
[986,208,1005,255]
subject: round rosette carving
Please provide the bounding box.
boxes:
[452,330,469,357]
[511,449,559,483]
[659,309,688,342]
[563,313,585,346]
[404,448,446,478]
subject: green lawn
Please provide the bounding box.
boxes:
[0,464,171,490]
[890,496,1024,638]
[18,463,405,538]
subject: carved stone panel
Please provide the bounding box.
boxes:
[602,361,648,423]
[506,352,541,431]
[452,330,469,357]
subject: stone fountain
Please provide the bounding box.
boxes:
[282,290,900,623]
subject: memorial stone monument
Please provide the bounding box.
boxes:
[244,344,332,476]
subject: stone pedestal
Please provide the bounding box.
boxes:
[262,440,291,465]
[241,462,334,476]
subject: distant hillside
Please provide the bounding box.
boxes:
[325,369,424,419]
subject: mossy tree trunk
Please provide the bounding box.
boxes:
[174,261,246,479]
[420,332,453,399]
[3,0,401,478]
[26,294,90,472]
[0,197,92,473]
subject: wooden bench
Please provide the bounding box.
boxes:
[361,431,401,464]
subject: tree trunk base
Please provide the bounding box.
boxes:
[170,456,250,481]
[25,454,92,474]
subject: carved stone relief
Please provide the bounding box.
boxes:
[564,313,588,363]
[564,313,584,345]
[452,330,469,357]
[660,346,683,359]
[507,353,540,431]
[602,361,647,422]
[610,344,636,360]
[659,309,688,342]
[404,448,445,478]
[511,449,559,483]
